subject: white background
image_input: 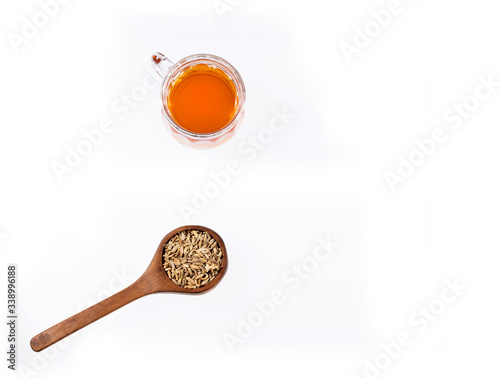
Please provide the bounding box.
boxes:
[1,0,500,377]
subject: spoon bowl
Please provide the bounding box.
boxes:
[30,225,227,352]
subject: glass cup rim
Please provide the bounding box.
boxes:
[161,53,246,139]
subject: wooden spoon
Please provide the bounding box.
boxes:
[30,225,227,352]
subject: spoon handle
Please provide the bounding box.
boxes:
[30,278,151,352]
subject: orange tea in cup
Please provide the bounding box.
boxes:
[152,52,245,149]
[167,64,238,134]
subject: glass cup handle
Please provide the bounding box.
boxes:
[151,52,173,79]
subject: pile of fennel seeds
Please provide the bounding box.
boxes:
[163,229,223,289]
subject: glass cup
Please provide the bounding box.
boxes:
[151,52,246,149]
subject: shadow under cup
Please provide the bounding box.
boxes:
[155,54,246,149]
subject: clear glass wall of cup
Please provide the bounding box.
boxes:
[151,52,246,149]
